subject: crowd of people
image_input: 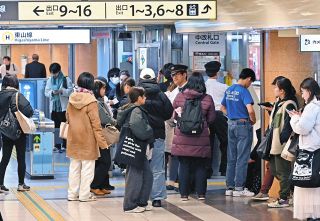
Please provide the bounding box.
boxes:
[0,55,319,220]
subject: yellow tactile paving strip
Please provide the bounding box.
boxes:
[12,188,65,221]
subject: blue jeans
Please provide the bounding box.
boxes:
[150,139,167,200]
[226,120,253,191]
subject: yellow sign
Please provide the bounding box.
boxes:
[18,1,216,21]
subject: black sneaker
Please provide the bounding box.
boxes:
[166,185,175,190]
[18,184,30,192]
[152,200,161,207]
[106,185,115,190]
[0,185,9,193]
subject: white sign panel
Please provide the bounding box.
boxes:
[0,29,90,44]
[18,1,217,21]
[300,35,320,52]
[139,48,147,69]
[193,52,220,71]
[189,33,226,56]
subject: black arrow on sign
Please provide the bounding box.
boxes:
[201,5,212,14]
[33,6,44,16]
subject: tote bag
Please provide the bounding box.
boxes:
[257,127,273,161]
[114,126,147,169]
[59,122,69,139]
[292,148,320,188]
[14,93,36,134]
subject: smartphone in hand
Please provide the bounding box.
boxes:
[258,102,273,108]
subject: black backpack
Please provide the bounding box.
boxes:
[178,95,205,135]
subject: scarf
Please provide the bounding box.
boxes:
[75,87,93,95]
[51,72,64,112]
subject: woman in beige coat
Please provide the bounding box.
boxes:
[67,72,108,202]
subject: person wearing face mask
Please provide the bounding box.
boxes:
[45,63,73,153]
[0,56,19,78]
[107,68,121,101]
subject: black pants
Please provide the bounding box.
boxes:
[51,111,67,148]
[178,156,207,196]
[0,134,26,185]
[209,111,228,174]
[91,148,111,189]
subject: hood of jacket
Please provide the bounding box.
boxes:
[117,103,137,127]
[138,79,161,96]
[182,89,204,100]
[68,92,97,110]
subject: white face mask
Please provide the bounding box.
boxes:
[110,77,120,85]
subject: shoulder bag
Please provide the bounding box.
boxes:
[0,103,21,140]
[102,124,120,146]
[256,127,273,161]
[281,133,299,162]
[14,93,36,134]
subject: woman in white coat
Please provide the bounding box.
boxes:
[290,77,320,221]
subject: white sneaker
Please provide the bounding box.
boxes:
[233,188,255,197]
[125,206,145,213]
[145,205,153,211]
[79,194,97,202]
[225,189,233,196]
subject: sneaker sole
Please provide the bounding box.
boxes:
[252,197,269,201]
[268,204,289,208]
[17,189,30,192]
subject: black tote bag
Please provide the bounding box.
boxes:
[292,148,320,188]
[114,126,147,169]
[257,127,273,161]
[0,105,21,141]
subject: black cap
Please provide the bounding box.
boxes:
[170,64,188,73]
[205,61,221,73]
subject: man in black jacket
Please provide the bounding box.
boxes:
[25,54,46,78]
[138,68,174,207]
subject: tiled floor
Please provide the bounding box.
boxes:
[0,151,299,221]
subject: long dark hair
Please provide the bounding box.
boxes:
[300,77,320,103]
[184,72,206,94]
[276,78,297,101]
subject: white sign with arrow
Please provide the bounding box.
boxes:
[18,1,217,21]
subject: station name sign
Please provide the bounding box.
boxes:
[18,1,217,21]
[0,29,90,45]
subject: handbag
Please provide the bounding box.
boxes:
[257,127,273,161]
[281,133,299,162]
[59,122,69,139]
[114,126,147,169]
[292,148,320,188]
[14,93,36,134]
[102,124,120,146]
[0,106,21,140]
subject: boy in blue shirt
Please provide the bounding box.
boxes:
[221,68,256,197]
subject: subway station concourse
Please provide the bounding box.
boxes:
[1,0,320,220]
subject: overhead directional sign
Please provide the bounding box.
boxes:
[0,29,90,45]
[18,1,217,21]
